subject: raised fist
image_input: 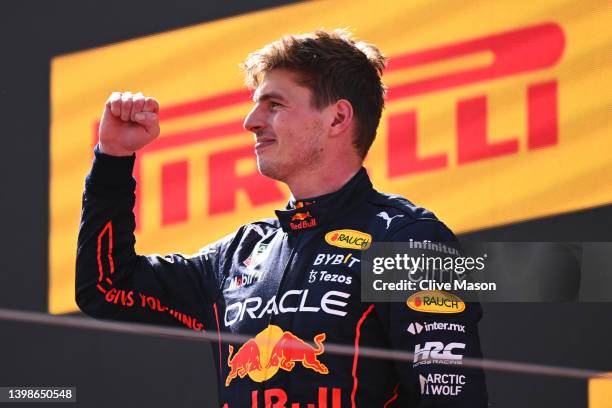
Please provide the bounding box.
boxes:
[98,92,160,156]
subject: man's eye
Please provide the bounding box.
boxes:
[270,102,282,108]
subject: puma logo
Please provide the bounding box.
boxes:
[376,211,404,229]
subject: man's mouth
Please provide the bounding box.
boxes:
[255,137,276,151]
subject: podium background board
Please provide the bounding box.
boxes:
[49,0,612,314]
[0,1,610,407]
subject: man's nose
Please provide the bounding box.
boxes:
[243,105,265,133]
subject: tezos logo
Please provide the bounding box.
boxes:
[308,270,353,285]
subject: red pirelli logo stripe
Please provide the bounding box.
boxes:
[386,23,564,99]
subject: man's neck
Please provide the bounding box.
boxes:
[286,165,362,200]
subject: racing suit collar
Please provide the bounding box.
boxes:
[274,167,373,234]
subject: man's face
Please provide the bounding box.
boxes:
[243,69,327,182]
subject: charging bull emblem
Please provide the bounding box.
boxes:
[226,325,328,386]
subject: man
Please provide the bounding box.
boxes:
[76,29,487,407]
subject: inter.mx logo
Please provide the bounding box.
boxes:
[407,321,466,335]
[92,23,564,230]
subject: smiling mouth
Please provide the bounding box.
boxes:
[255,139,276,151]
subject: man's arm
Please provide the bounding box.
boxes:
[376,220,488,407]
[75,93,223,329]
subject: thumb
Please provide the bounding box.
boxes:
[134,112,160,133]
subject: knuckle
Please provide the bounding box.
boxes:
[108,93,121,105]
[146,98,160,112]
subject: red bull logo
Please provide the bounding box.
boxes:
[295,201,315,209]
[267,331,328,374]
[222,387,341,408]
[291,211,312,221]
[289,218,318,231]
[289,211,318,230]
[226,325,328,386]
[225,339,262,386]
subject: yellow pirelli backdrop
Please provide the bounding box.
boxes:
[50,0,612,313]
[590,375,612,408]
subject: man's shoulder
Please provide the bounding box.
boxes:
[364,190,456,240]
[366,189,439,222]
[200,217,280,251]
[246,217,281,232]
[230,217,280,240]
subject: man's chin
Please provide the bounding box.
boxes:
[256,159,286,182]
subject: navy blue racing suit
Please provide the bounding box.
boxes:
[76,146,488,407]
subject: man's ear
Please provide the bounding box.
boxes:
[329,99,353,136]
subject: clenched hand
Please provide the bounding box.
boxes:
[98,92,160,156]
